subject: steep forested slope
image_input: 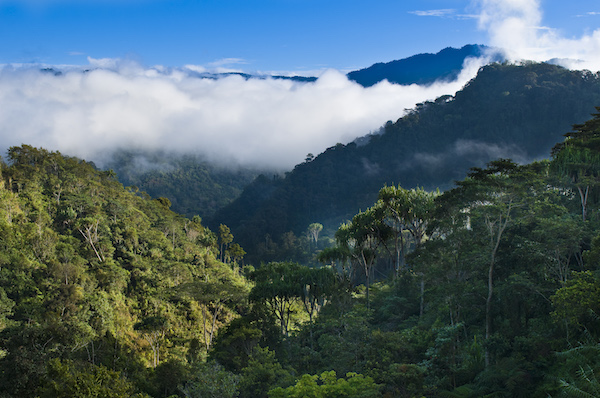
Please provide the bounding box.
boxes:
[114,46,501,221]
[106,151,263,220]
[4,116,600,397]
[0,146,249,397]
[211,62,600,263]
[209,110,600,398]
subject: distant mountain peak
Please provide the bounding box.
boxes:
[347,44,504,87]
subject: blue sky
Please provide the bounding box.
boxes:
[1,0,598,73]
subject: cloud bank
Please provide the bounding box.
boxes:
[476,0,600,70]
[1,0,598,172]
[0,57,487,170]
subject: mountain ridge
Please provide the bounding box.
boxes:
[106,44,498,220]
[347,44,501,86]
[210,62,600,263]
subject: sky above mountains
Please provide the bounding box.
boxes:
[0,0,599,169]
[1,0,599,73]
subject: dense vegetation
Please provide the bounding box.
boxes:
[106,151,263,220]
[5,58,600,397]
[218,108,600,397]
[106,46,497,223]
[212,62,600,264]
[0,146,250,397]
[4,107,600,396]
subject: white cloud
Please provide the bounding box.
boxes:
[409,9,456,18]
[208,58,247,67]
[474,0,600,71]
[0,56,489,170]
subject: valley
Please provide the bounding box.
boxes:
[1,50,600,398]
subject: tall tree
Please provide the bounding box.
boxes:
[436,159,528,366]
[307,223,323,247]
[134,315,170,368]
[551,106,600,222]
[249,262,302,336]
[379,186,438,316]
[219,224,234,263]
[334,207,392,309]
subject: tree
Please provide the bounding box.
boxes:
[551,271,600,341]
[37,358,142,398]
[435,159,528,366]
[551,106,600,222]
[219,224,234,262]
[379,186,438,316]
[77,217,106,262]
[180,361,240,398]
[177,268,249,351]
[298,266,336,326]
[334,207,392,309]
[268,370,381,398]
[209,316,267,372]
[249,262,303,336]
[239,346,293,398]
[134,315,169,368]
[307,223,323,247]
[297,266,337,348]
[226,243,246,266]
[379,186,437,251]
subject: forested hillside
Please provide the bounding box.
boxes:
[250,109,600,397]
[212,62,600,264]
[0,107,600,398]
[106,151,263,219]
[3,107,600,396]
[0,146,249,397]
[107,45,501,222]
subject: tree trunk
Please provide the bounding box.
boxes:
[484,206,511,367]
[419,275,425,318]
[577,185,589,222]
[485,259,494,367]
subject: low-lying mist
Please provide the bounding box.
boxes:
[2,0,600,172]
[0,56,490,170]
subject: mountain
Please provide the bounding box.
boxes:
[0,145,250,396]
[205,45,500,87]
[186,71,318,83]
[347,44,503,87]
[210,62,600,263]
[215,45,502,87]
[105,151,265,220]
[112,45,499,221]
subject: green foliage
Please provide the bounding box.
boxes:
[107,150,263,220]
[551,106,600,221]
[0,145,251,397]
[6,90,600,398]
[274,108,600,397]
[268,370,381,398]
[37,358,144,398]
[213,62,600,264]
[179,361,240,398]
[238,346,293,398]
[209,316,266,371]
[553,344,600,397]
[551,271,600,336]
